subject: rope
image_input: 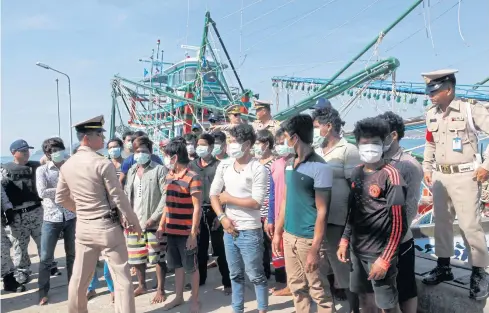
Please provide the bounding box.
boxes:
[457,0,469,46]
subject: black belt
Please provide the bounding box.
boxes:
[14,204,40,214]
[87,209,119,221]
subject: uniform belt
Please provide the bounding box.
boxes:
[87,209,119,221]
[435,162,474,174]
[13,204,40,214]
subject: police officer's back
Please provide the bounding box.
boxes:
[55,115,141,313]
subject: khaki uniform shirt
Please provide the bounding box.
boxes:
[315,138,360,226]
[55,146,139,226]
[252,119,281,136]
[423,99,489,173]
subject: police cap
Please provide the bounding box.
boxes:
[73,115,106,133]
[421,69,458,94]
[225,104,242,115]
[252,100,271,111]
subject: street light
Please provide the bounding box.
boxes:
[36,62,73,155]
[55,79,61,137]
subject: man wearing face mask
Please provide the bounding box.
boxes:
[266,128,293,296]
[312,107,361,312]
[189,133,231,294]
[124,136,168,304]
[422,70,489,299]
[209,124,269,313]
[56,115,142,313]
[1,139,43,285]
[36,137,76,306]
[272,114,334,313]
[378,111,423,313]
[121,131,134,159]
[120,131,163,185]
[255,130,275,280]
[184,133,198,160]
[337,117,407,313]
[212,131,229,161]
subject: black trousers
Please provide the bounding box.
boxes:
[197,207,231,288]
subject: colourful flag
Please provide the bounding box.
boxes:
[144,68,149,77]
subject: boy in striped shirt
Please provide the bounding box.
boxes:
[337,117,407,313]
[157,137,202,313]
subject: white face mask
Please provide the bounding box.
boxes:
[253,145,265,158]
[283,138,296,155]
[383,133,394,152]
[212,144,222,156]
[51,150,66,163]
[196,145,210,158]
[228,143,244,159]
[312,128,325,148]
[186,145,196,155]
[164,156,175,170]
[275,144,290,157]
[358,144,383,163]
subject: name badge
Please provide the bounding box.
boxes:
[453,137,462,152]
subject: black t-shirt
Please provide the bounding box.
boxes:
[188,157,219,206]
[342,164,407,262]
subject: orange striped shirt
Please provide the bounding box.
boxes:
[164,168,202,236]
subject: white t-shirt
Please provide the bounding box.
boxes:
[210,158,268,230]
[132,174,144,228]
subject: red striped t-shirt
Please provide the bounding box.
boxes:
[163,168,202,236]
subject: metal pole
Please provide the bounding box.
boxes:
[171,98,175,137]
[66,75,73,156]
[55,79,61,137]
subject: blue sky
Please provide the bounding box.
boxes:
[2,0,488,154]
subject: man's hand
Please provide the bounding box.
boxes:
[266,222,274,239]
[220,216,239,237]
[219,191,231,205]
[475,167,489,183]
[156,224,166,241]
[424,172,433,186]
[211,216,221,231]
[368,262,387,281]
[4,209,15,226]
[305,249,319,273]
[186,233,197,250]
[272,233,283,257]
[337,245,349,263]
[145,218,155,230]
[127,223,143,241]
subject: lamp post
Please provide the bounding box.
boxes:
[36,62,73,155]
[55,79,61,137]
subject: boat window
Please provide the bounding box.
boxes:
[204,70,217,83]
[185,67,197,81]
[179,70,183,85]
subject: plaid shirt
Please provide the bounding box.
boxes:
[36,162,76,222]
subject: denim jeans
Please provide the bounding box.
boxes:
[88,261,114,293]
[224,228,268,313]
[38,218,76,298]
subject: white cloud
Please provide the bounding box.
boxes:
[16,15,56,31]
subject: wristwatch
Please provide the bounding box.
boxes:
[217,213,227,222]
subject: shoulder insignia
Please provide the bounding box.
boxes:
[451,116,464,121]
[429,118,437,123]
[369,184,381,198]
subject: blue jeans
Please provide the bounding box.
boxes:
[38,218,76,298]
[88,261,114,293]
[224,229,268,313]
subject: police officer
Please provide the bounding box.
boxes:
[1,139,43,284]
[421,69,489,300]
[1,184,26,292]
[210,104,245,139]
[55,115,142,313]
[251,100,281,136]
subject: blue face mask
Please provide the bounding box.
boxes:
[212,144,222,156]
[196,145,210,158]
[134,152,151,165]
[51,150,66,163]
[108,147,121,159]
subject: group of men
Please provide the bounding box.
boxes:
[1,69,489,313]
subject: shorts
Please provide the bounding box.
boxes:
[126,230,167,265]
[324,224,351,289]
[350,252,399,310]
[166,235,198,274]
[396,239,417,303]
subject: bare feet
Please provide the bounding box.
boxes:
[207,260,217,269]
[86,290,97,300]
[130,266,136,276]
[224,286,232,295]
[134,285,147,297]
[162,297,185,311]
[190,300,201,313]
[272,286,292,296]
[110,292,114,303]
[39,297,49,306]
[151,290,166,304]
